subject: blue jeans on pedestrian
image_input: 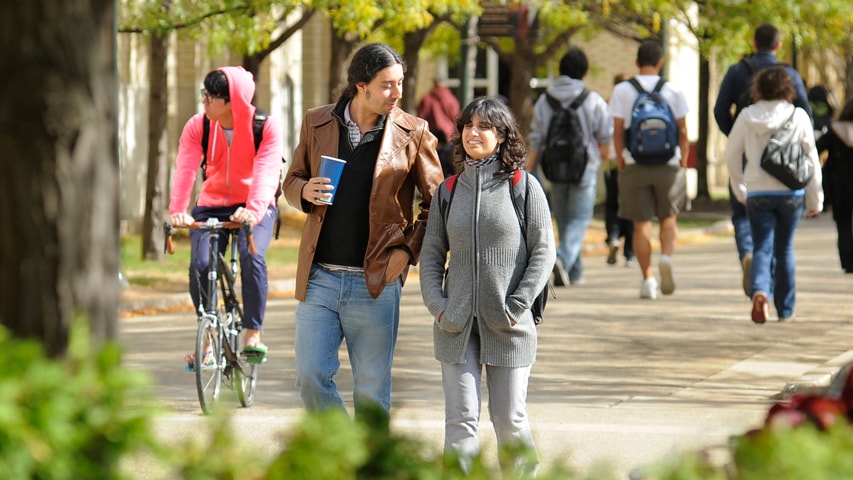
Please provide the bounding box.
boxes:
[747,192,804,319]
[550,168,597,281]
[729,183,753,261]
[295,264,401,414]
[189,204,275,331]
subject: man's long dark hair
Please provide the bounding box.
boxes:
[339,43,405,104]
[451,96,527,178]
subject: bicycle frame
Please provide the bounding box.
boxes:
[164,218,258,412]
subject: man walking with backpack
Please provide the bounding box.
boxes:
[714,23,811,297]
[527,48,613,286]
[610,39,689,300]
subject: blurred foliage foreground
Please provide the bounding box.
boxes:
[4,320,853,479]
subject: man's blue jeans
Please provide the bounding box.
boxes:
[295,265,401,414]
[550,168,597,281]
[747,192,804,319]
[729,183,753,261]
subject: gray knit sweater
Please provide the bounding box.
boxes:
[419,161,556,367]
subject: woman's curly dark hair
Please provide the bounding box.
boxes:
[450,96,527,179]
[751,65,795,103]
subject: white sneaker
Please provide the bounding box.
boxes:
[640,278,658,299]
[659,255,675,295]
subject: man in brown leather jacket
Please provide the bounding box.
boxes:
[283,43,444,419]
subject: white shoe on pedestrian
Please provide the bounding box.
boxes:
[640,278,658,299]
[659,255,675,295]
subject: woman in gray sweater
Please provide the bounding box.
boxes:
[420,97,556,475]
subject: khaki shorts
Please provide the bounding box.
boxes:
[618,164,686,221]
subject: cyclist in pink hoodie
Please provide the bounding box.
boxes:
[169,66,284,358]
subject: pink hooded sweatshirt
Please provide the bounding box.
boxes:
[169,66,284,224]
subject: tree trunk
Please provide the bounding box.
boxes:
[142,33,169,260]
[696,57,711,199]
[403,30,429,114]
[0,0,119,356]
[243,54,262,94]
[507,40,537,139]
[329,31,359,103]
[485,29,573,139]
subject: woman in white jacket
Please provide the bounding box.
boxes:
[723,66,823,323]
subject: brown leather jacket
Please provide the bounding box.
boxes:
[283,104,444,301]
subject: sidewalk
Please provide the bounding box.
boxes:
[119,212,853,478]
[118,207,730,316]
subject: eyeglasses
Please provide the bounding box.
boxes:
[200,89,228,103]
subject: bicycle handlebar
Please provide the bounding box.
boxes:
[163,220,256,255]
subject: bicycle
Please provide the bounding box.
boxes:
[164,218,262,414]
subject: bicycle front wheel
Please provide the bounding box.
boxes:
[195,316,222,414]
[233,323,258,408]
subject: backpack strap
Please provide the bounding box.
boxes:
[651,78,667,94]
[569,88,590,109]
[544,93,562,112]
[742,56,757,74]
[628,77,647,95]
[509,170,528,244]
[252,108,268,151]
[546,89,589,111]
[201,117,211,179]
[440,173,461,226]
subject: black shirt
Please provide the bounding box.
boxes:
[314,100,387,267]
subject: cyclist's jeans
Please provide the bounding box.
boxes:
[189,204,275,331]
[295,265,401,415]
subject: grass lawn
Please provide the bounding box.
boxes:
[120,221,301,291]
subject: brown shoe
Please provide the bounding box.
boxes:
[751,291,768,324]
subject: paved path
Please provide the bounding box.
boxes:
[120,213,852,478]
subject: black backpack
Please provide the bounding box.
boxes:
[539,89,590,183]
[201,108,286,237]
[439,170,554,325]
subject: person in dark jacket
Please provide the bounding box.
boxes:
[816,98,853,273]
[714,23,811,297]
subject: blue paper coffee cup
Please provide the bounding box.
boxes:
[318,155,347,205]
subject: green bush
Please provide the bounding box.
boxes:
[0,321,595,479]
[0,321,157,480]
[642,421,853,479]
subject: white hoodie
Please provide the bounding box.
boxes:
[724,99,823,213]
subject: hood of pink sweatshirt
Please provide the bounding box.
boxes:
[170,66,283,224]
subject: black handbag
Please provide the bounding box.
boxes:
[759,109,814,190]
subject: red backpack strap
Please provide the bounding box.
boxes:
[445,173,459,193]
[439,173,460,225]
[512,169,523,187]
